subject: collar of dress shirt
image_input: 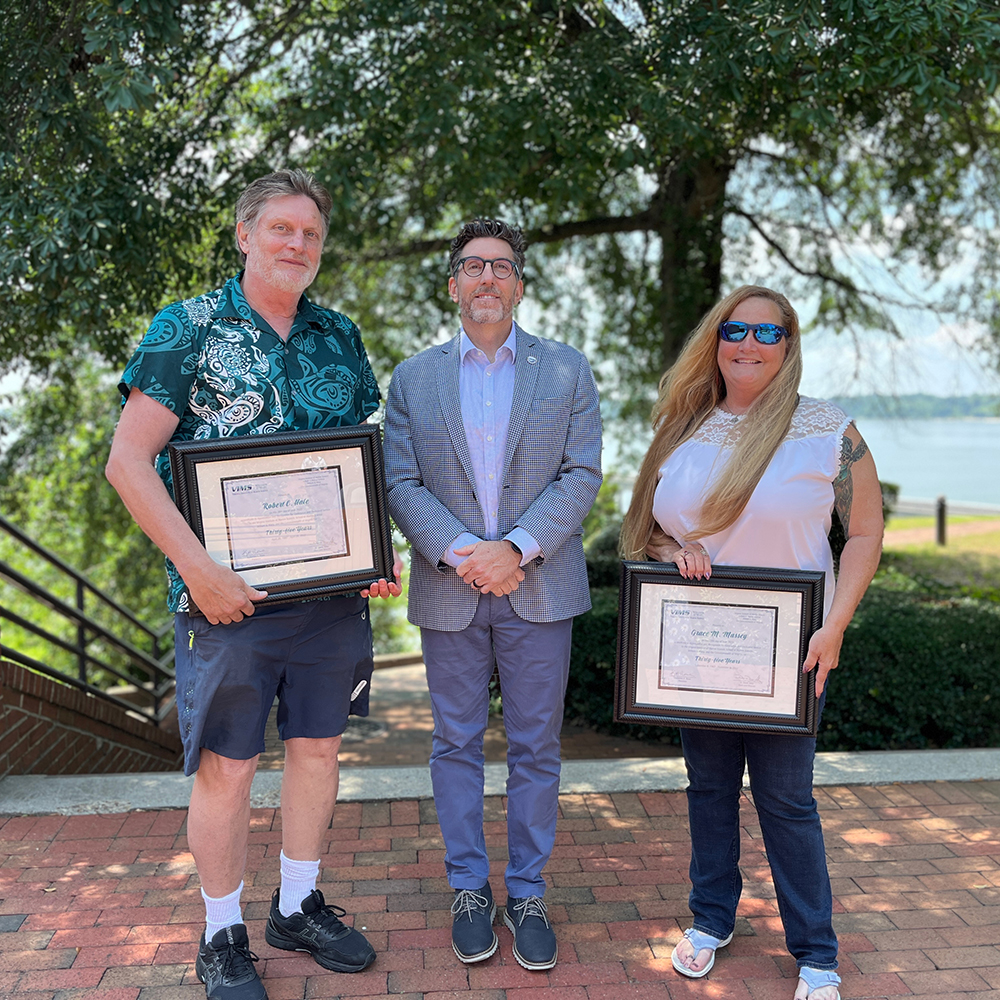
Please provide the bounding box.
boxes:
[459,323,518,364]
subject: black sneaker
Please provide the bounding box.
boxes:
[503,895,557,970]
[196,924,267,1000]
[450,883,498,963]
[264,887,375,973]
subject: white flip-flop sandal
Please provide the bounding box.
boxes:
[670,927,734,979]
[795,966,841,1000]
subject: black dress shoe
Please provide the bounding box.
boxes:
[504,895,556,970]
[451,883,498,963]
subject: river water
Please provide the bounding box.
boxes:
[853,417,1000,505]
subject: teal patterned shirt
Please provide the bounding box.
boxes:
[119,273,381,612]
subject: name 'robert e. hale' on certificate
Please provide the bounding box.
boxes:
[221,466,349,571]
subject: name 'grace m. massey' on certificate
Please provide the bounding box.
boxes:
[658,600,779,697]
[221,466,350,572]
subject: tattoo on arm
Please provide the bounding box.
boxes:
[833,431,869,533]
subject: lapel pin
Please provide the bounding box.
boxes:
[527,356,537,364]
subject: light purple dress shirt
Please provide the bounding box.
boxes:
[442,324,541,569]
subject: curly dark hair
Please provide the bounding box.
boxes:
[449,218,527,276]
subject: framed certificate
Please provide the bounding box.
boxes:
[169,426,393,614]
[614,562,824,736]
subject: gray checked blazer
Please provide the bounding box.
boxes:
[383,324,602,631]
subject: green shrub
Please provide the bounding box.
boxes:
[584,522,623,589]
[566,586,680,745]
[567,569,1000,752]
[819,584,1000,751]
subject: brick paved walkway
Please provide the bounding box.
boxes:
[1,781,998,999]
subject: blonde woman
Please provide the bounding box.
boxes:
[621,286,883,1000]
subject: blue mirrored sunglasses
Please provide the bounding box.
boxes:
[718,321,789,344]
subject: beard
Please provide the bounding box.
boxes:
[459,282,516,326]
[244,243,319,294]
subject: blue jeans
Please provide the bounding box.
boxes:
[680,720,838,970]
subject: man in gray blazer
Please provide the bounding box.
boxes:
[384,219,601,972]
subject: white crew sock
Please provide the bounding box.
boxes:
[202,881,244,942]
[279,851,321,917]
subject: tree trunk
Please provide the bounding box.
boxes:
[655,157,731,372]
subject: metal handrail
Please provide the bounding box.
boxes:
[0,561,169,677]
[0,602,173,696]
[0,514,158,638]
[0,513,174,726]
[894,496,1000,517]
[0,642,176,722]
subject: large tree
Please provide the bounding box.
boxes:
[0,0,311,373]
[4,0,1000,408]
[288,0,1000,405]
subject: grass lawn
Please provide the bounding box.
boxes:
[878,517,1000,594]
[884,514,1000,532]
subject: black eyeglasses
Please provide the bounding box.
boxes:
[718,321,789,345]
[454,256,519,280]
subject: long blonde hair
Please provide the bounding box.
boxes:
[620,285,803,559]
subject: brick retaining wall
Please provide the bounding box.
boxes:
[0,659,182,776]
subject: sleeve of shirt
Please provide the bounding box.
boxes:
[441,531,484,568]
[384,363,479,569]
[117,302,199,414]
[504,526,541,566]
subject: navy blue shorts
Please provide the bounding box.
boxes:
[173,596,373,775]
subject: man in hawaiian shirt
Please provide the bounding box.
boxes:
[107,170,400,1000]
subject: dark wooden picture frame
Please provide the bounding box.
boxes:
[169,426,393,615]
[614,561,825,736]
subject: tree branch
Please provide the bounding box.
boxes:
[365,210,658,261]
[735,208,925,319]
[732,208,861,296]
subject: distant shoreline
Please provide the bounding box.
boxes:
[858,414,1000,422]
[831,393,1000,419]
[847,413,1000,506]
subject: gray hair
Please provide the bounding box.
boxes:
[234,169,333,264]
[449,218,527,277]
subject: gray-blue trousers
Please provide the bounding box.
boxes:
[420,592,573,898]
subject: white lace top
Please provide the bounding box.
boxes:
[652,396,852,617]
